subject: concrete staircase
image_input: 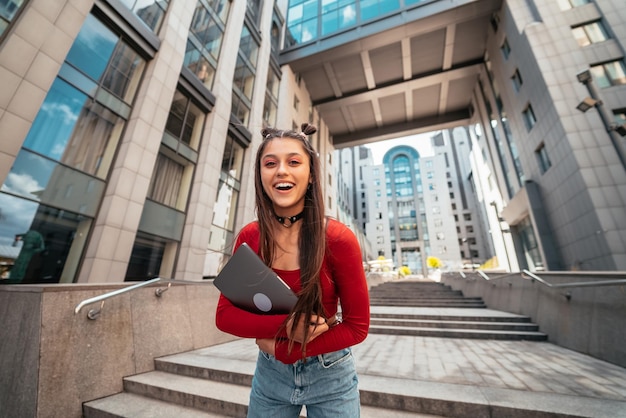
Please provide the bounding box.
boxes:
[369,281,548,341]
[83,348,441,417]
[369,281,486,308]
[84,280,553,417]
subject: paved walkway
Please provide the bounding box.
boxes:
[200,307,626,417]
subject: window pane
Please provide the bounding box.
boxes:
[571,27,589,47]
[605,61,626,85]
[134,0,168,31]
[586,22,608,43]
[23,79,125,178]
[101,42,145,103]
[212,180,239,230]
[2,150,105,216]
[148,153,184,208]
[0,0,25,37]
[23,79,87,160]
[590,65,610,88]
[221,137,244,180]
[66,15,118,82]
[0,0,25,21]
[0,193,91,284]
[125,232,166,281]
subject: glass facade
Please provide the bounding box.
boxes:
[285,0,428,47]
[232,23,260,126]
[382,146,425,272]
[205,136,245,277]
[185,0,231,89]
[0,0,26,39]
[1,13,146,284]
[119,0,170,32]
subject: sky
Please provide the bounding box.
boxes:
[364,132,437,165]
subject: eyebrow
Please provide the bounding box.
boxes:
[262,152,304,159]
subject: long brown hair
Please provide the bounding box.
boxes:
[254,123,326,356]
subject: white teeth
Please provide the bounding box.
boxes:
[275,183,293,189]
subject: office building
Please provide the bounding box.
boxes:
[2,0,625,285]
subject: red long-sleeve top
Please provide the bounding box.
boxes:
[215,218,370,364]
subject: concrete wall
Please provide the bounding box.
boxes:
[0,282,236,418]
[441,271,626,368]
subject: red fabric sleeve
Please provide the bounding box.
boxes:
[274,219,370,364]
[215,223,289,339]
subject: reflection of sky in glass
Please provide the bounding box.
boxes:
[0,193,38,247]
[65,14,117,82]
[23,79,86,160]
[1,151,55,199]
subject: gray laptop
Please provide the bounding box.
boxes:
[213,243,298,314]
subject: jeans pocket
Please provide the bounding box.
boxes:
[320,348,352,369]
[259,350,273,361]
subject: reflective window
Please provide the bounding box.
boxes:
[511,69,523,92]
[522,105,537,131]
[321,0,356,36]
[125,232,168,281]
[572,21,609,47]
[66,15,145,103]
[23,79,125,178]
[557,0,590,10]
[0,193,91,284]
[232,23,259,125]
[535,143,552,174]
[185,0,230,88]
[516,216,543,271]
[286,0,318,45]
[164,90,204,150]
[263,70,280,126]
[286,0,411,46]
[220,136,245,181]
[0,0,26,40]
[500,38,511,60]
[0,12,146,284]
[148,89,205,211]
[247,0,262,27]
[118,0,170,32]
[3,150,105,216]
[590,61,626,88]
[360,0,398,22]
[205,136,244,275]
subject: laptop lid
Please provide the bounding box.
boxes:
[213,243,298,314]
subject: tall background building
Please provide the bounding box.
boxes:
[1,0,625,285]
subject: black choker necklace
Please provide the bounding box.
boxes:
[275,211,304,228]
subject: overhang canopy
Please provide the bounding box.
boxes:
[279,0,502,148]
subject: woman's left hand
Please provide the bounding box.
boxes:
[255,338,275,355]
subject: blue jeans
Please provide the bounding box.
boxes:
[247,348,360,418]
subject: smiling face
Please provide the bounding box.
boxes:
[260,136,311,217]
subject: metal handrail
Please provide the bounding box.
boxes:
[74,278,161,319]
[74,277,218,319]
[521,269,626,289]
[460,269,626,289]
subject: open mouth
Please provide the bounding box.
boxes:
[275,182,294,191]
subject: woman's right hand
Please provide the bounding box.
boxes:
[286,314,329,343]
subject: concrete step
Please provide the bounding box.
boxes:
[368,324,548,340]
[85,369,446,418]
[369,308,533,323]
[369,296,472,302]
[85,343,625,418]
[370,300,487,308]
[84,392,227,417]
[358,373,626,418]
[370,317,540,331]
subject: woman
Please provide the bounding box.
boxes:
[216,123,370,417]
